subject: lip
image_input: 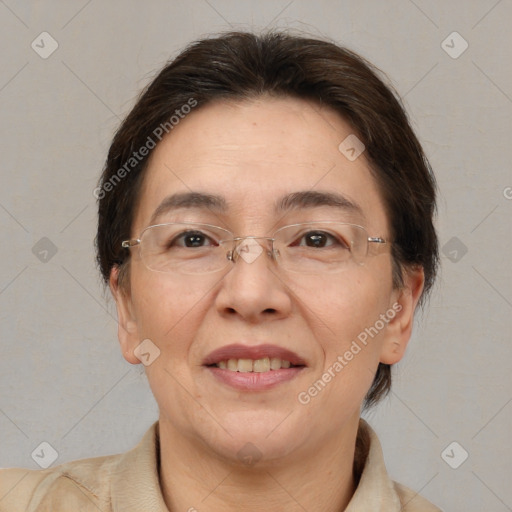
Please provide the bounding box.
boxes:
[206,366,305,391]
[202,343,307,367]
[202,343,307,392]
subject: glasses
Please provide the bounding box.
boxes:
[121,221,388,275]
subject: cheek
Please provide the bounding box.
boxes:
[131,272,206,354]
[293,267,392,339]
[294,276,390,416]
[129,273,210,420]
[293,265,393,390]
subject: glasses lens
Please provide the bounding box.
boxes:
[274,222,368,273]
[140,223,231,274]
[137,222,370,275]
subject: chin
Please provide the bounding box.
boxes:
[199,410,306,465]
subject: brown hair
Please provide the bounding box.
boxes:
[96,31,438,408]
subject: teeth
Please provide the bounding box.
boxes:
[253,357,270,373]
[270,357,281,370]
[215,357,293,372]
[238,359,253,372]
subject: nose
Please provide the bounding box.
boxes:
[215,237,293,323]
[226,236,277,265]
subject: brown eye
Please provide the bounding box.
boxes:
[294,231,349,249]
[168,231,216,249]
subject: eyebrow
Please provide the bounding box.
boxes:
[149,192,227,225]
[149,190,364,225]
[276,190,364,218]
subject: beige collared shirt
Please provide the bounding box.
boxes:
[0,420,440,511]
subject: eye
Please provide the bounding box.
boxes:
[168,230,217,249]
[293,230,350,249]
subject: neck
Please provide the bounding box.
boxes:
[158,414,362,512]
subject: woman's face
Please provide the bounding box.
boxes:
[112,97,422,464]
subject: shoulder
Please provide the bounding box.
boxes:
[394,481,443,511]
[0,453,120,512]
[0,422,160,512]
[351,419,442,512]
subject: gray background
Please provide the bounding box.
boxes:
[1,1,511,510]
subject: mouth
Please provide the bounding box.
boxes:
[203,344,307,391]
[212,357,300,372]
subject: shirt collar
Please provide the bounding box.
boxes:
[345,418,402,511]
[111,421,168,511]
[111,419,402,511]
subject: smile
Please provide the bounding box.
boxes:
[203,344,307,391]
[213,357,297,372]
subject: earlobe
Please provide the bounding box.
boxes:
[109,266,141,365]
[380,266,425,365]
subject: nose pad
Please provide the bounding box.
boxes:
[226,237,277,266]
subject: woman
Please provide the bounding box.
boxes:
[0,31,440,511]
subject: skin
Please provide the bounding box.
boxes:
[110,96,424,512]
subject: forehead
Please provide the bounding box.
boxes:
[134,96,388,233]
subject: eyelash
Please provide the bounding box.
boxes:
[169,230,349,249]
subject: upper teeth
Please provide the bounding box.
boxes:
[216,358,292,372]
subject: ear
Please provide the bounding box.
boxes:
[109,266,141,365]
[379,266,425,365]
